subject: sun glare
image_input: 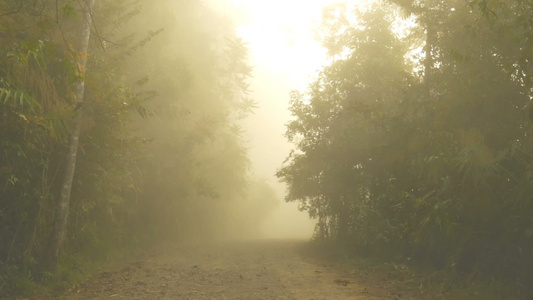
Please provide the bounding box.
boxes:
[230,0,344,90]
[203,0,368,239]
[206,0,370,90]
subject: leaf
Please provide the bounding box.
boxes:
[18,114,29,123]
[61,4,76,18]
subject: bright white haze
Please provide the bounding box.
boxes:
[205,0,361,239]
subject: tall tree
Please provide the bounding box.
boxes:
[46,0,95,267]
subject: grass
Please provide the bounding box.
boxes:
[0,236,148,299]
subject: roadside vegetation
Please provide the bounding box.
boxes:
[3,0,533,298]
[0,0,278,297]
[278,0,533,298]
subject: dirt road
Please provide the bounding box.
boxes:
[61,240,403,300]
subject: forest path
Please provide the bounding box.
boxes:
[60,240,409,300]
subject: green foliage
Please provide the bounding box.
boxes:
[2,0,270,296]
[0,4,77,292]
[278,0,533,296]
[0,266,39,297]
[1,0,156,296]
[60,4,76,18]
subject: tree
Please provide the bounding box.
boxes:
[45,0,95,268]
[104,0,262,241]
[279,0,533,294]
[278,3,413,244]
[1,0,265,296]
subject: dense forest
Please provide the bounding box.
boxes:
[4,0,533,298]
[0,0,278,296]
[277,0,533,296]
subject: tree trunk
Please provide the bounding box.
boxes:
[424,17,432,100]
[45,0,95,268]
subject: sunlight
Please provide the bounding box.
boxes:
[231,0,341,90]
[207,0,366,89]
[201,0,368,239]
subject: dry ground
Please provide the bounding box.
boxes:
[54,239,472,300]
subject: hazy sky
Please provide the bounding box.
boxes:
[205,0,353,238]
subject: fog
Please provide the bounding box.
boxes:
[245,112,314,239]
[203,0,347,239]
[1,0,351,276]
[108,0,343,241]
[5,1,533,297]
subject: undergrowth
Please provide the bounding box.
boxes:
[0,236,147,299]
[299,239,524,300]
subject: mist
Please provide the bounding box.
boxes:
[5,0,533,298]
[0,1,325,279]
[115,0,322,241]
[204,0,341,240]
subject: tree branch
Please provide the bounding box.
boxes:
[0,0,24,17]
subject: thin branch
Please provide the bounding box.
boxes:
[0,0,24,17]
[84,0,106,51]
[55,1,78,67]
[34,0,46,17]
[55,0,59,24]
[95,35,126,47]
[75,0,105,51]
